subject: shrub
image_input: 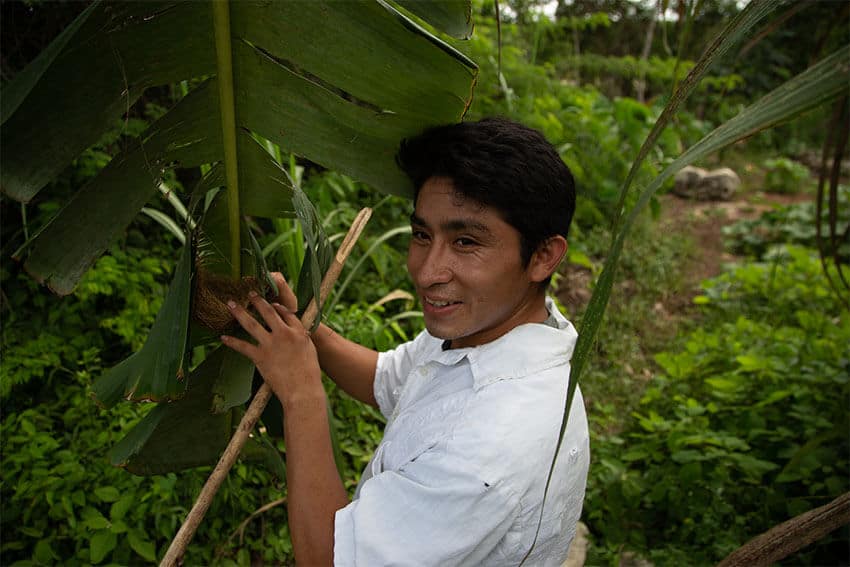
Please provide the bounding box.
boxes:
[585,246,850,565]
[762,157,812,194]
[723,184,850,261]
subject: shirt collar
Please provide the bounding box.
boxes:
[422,297,578,391]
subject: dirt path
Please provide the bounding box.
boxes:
[658,191,812,313]
[556,190,813,322]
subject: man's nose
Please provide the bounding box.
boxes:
[415,243,452,287]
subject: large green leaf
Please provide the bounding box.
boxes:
[3,0,477,434]
[2,0,477,294]
[394,0,473,39]
[109,348,283,476]
[4,0,478,474]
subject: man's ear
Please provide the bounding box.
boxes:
[528,236,568,283]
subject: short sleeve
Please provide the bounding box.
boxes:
[334,447,520,566]
[373,331,434,419]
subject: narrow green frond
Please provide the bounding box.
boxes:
[91,237,193,407]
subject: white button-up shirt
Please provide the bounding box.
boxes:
[334,298,590,566]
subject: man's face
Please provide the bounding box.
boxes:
[407,176,545,349]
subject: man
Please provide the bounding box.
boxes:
[222,117,590,566]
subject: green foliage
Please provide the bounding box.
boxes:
[1,239,172,405]
[723,185,850,260]
[563,54,744,99]
[1,373,295,566]
[585,245,850,565]
[762,156,812,194]
[1,244,294,565]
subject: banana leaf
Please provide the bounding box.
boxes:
[109,347,283,477]
[2,0,478,293]
[2,0,477,473]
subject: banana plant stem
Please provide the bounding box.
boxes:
[211,0,242,279]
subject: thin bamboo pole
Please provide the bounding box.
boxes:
[160,207,372,567]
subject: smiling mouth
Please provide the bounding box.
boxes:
[424,298,461,308]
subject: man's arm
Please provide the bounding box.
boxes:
[222,292,348,566]
[283,393,348,566]
[311,322,379,408]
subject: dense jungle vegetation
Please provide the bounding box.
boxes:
[1,1,848,565]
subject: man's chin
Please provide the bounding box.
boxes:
[423,320,462,342]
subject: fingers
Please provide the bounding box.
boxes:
[227,299,270,339]
[273,302,301,327]
[220,334,258,360]
[272,272,298,312]
[247,291,287,332]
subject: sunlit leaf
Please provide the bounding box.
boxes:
[394,0,473,39]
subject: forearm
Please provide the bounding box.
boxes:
[311,323,379,407]
[284,395,349,567]
[222,293,349,565]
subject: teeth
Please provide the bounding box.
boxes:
[427,299,456,307]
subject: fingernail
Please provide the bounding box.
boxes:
[248,290,257,298]
[220,335,229,342]
[227,300,236,309]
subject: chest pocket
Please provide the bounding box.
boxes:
[377,387,468,475]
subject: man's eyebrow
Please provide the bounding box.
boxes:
[410,212,427,227]
[409,212,492,235]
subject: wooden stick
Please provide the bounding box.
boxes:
[161,208,372,567]
[717,491,850,567]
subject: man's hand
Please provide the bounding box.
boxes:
[222,273,347,565]
[221,273,322,407]
[270,271,298,312]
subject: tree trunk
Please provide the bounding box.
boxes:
[636,0,660,103]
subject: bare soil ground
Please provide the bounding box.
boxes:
[658,191,813,314]
[555,188,813,338]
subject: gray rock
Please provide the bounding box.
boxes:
[562,522,590,567]
[673,165,740,201]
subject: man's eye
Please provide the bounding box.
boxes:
[456,237,478,247]
[412,230,430,241]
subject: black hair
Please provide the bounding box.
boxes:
[396,117,576,275]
